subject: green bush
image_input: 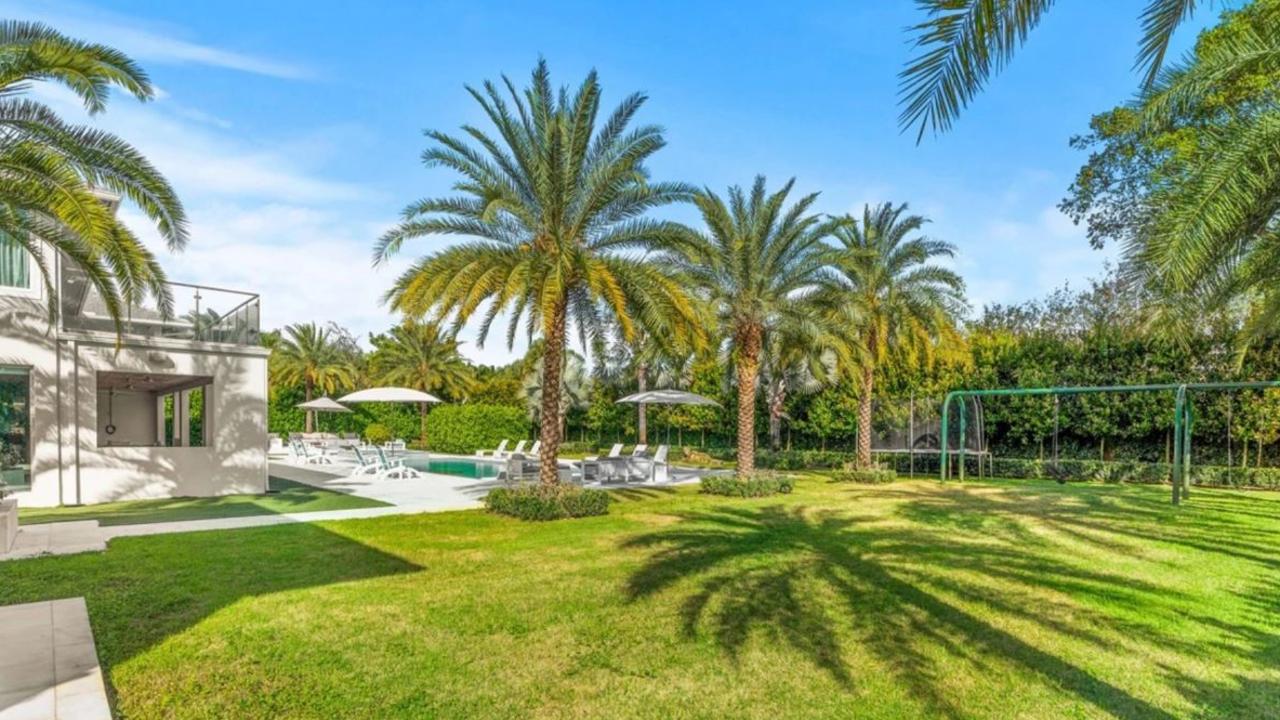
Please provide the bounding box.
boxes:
[831,463,897,484]
[700,472,795,497]
[425,405,531,454]
[484,483,610,520]
[364,423,393,445]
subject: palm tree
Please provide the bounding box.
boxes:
[900,0,1202,140]
[374,61,701,485]
[671,177,844,477]
[1122,16,1280,346]
[271,323,358,432]
[0,21,187,326]
[761,322,837,452]
[523,348,590,441]
[368,321,475,446]
[827,203,966,467]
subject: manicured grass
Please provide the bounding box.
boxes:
[2,477,1278,718]
[16,477,388,526]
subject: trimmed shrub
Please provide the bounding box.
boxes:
[363,423,393,446]
[425,404,532,454]
[831,463,897,484]
[700,472,795,497]
[484,483,610,520]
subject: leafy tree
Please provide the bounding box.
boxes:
[670,177,843,476]
[0,21,187,328]
[899,0,1203,140]
[524,349,589,441]
[375,61,700,485]
[367,321,476,446]
[827,203,966,467]
[271,323,358,432]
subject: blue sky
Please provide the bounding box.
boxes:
[3,1,1220,364]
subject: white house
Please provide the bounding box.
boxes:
[0,200,269,507]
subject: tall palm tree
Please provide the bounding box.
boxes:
[0,21,187,326]
[827,203,966,467]
[374,61,701,485]
[523,348,590,441]
[761,322,837,452]
[271,323,358,432]
[900,0,1201,140]
[368,321,475,446]
[671,177,844,477]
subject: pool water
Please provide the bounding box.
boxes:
[403,456,502,479]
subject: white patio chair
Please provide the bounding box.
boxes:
[292,440,333,465]
[383,438,407,455]
[500,440,527,459]
[629,445,670,484]
[375,446,420,479]
[477,439,509,458]
[350,446,383,476]
[599,444,646,483]
[582,443,624,483]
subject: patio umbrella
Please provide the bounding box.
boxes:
[616,390,721,406]
[617,390,721,445]
[337,387,444,450]
[295,396,350,432]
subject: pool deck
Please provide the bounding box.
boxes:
[269,457,496,508]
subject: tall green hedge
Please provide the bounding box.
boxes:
[425,404,531,454]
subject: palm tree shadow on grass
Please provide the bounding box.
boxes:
[622,501,1208,719]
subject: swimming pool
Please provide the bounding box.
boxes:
[402,455,502,479]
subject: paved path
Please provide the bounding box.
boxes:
[0,598,111,720]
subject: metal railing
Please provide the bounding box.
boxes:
[59,262,260,346]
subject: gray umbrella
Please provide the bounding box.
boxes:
[295,396,350,432]
[616,390,721,407]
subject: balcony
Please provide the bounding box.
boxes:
[59,262,260,347]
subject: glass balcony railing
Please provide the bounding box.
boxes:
[59,262,260,346]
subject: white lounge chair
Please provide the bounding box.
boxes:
[291,440,333,465]
[600,444,646,483]
[582,443,624,482]
[350,446,383,476]
[383,439,407,455]
[527,440,541,457]
[500,440,527,459]
[477,439,509,458]
[629,445,670,484]
[502,453,538,484]
[375,446,420,479]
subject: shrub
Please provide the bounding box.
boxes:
[484,483,610,520]
[364,423,393,445]
[425,404,532,454]
[700,472,795,497]
[831,463,897,484]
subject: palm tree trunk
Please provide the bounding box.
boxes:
[637,363,648,445]
[858,365,873,468]
[419,403,428,450]
[736,325,762,478]
[768,382,785,451]
[538,301,568,485]
[304,378,314,433]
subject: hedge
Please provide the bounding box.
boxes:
[830,465,897,484]
[484,484,610,520]
[424,404,531,454]
[700,473,795,497]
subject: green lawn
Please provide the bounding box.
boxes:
[1,477,1278,719]
[16,477,388,526]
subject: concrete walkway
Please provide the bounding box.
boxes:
[0,598,111,720]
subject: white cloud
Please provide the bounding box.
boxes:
[0,1,310,79]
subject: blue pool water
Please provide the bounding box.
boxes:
[402,455,502,479]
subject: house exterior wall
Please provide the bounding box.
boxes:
[0,250,269,507]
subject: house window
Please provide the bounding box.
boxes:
[97,372,212,448]
[0,367,31,492]
[0,233,30,289]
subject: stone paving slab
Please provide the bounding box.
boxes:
[0,598,110,720]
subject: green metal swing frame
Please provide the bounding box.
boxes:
[937,381,1280,504]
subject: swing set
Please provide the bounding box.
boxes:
[938,381,1280,505]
